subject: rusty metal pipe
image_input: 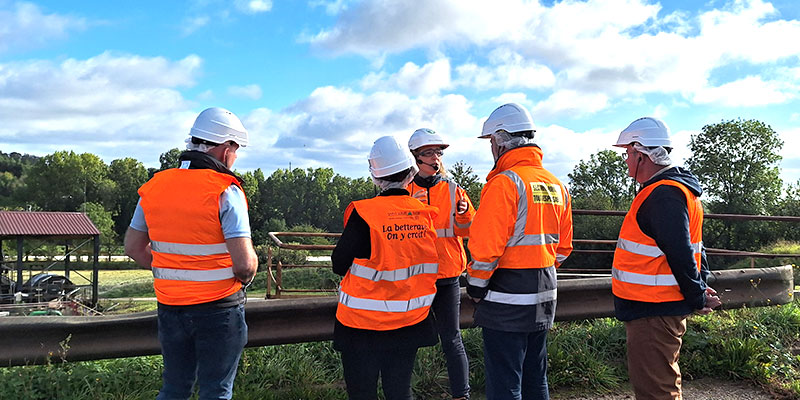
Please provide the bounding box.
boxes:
[0,266,793,367]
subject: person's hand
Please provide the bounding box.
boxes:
[412,189,427,202]
[456,199,468,214]
[696,287,721,315]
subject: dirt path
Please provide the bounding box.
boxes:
[551,379,784,400]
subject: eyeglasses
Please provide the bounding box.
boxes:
[418,148,444,158]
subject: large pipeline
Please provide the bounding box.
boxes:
[0,266,793,367]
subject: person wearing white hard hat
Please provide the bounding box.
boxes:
[611,117,721,400]
[331,135,440,400]
[466,103,573,400]
[407,128,475,400]
[124,107,257,400]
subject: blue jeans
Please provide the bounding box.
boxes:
[432,277,470,398]
[482,327,549,400]
[156,304,248,400]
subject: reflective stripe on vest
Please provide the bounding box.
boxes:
[470,259,499,271]
[611,268,678,287]
[338,291,436,313]
[484,288,557,305]
[436,181,459,238]
[616,238,702,258]
[152,266,235,282]
[349,262,438,282]
[500,170,561,248]
[467,275,489,288]
[151,240,229,256]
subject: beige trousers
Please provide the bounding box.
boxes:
[625,315,688,400]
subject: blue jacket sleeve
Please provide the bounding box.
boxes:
[637,185,707,309]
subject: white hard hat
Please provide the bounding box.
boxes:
[369,136,415,178]
[408,128,449,151]
[479,103,536,138]
[614,117,671,148]
[189,107,249,147]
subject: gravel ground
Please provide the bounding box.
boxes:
[551,379,782,400]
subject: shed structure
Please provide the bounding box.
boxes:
[0,210,101,305]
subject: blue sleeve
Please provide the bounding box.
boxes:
[129,198,148,232]
[637,185,707,309]
[219,185,252,239]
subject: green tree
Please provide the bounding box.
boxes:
[25,151,115,211]
[448,160,483,208]
[158,148,182,171]
[109,158,149,240]
[686,119,783,252]
[566,150,634,269]
[81,201,117,258]
[567,150,634,210]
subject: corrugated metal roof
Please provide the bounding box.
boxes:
[0,211,101,237]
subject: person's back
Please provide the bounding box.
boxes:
[466,103,573,400]
[124,107,258,400]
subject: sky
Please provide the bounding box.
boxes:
[1,0,799,189]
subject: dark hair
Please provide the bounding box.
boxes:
[380,167,413,182]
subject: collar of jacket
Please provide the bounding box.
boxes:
[486,145,543,181]
[378,188,410,197]
[412,173,445,189]
[178,150,244,184]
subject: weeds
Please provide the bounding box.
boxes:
[2,302,799,399]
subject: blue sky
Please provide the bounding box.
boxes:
[1,0,799,193]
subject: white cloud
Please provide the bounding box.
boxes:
[236,85,482,176]
[234,0,272,14]
[531,90,609,119]
[182,16,209,36]
[455,49,555,91]
[308,0,800,112]
[0,1,86,53]
[0,52,203,163]
[361,59,452,96]
[228,84,263,100]
[692,76,795,106]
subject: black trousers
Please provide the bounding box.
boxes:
[341,345,418,400]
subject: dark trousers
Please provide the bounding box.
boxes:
[156,304,248,400]
[482,327,549,400]
[341,346,418,400]
[431,277,470,398]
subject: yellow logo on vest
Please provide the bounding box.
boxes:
[529,182,563,205]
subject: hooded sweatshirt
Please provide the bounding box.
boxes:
[614,166,711,321]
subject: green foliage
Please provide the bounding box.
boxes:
[24,151,116,211]
[3,304,800,398]
[108,158,148,239]
[687,119,784,253]
[565,150,632,269]
[448,160,483,208]
[81,202,117,253]
[157,148,182,171]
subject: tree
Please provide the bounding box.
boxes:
[25,151,115,211]
[567,150,635,211]
[109,158,149,240]
[159,148,182,171]
[81,201,117,258]
[566,150,635,269]
[686,119,783,215]
[686,119,783,252]
[448,161,483,208]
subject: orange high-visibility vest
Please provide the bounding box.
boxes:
[612,180,703,302]
[408,179,475,279]
[139,168,245,306]
[336,196,439,331]
[466,146,573,305]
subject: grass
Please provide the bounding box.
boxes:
[3,301,800,399]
